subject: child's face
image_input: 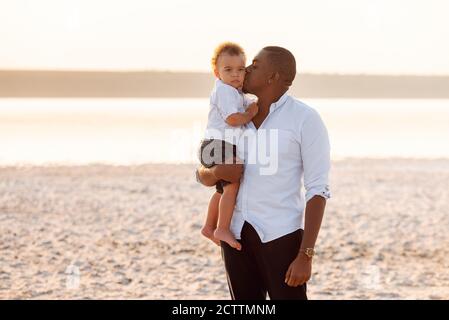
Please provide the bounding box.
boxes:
[214,54,246,89]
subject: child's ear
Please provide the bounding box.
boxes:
[213,68,220,78]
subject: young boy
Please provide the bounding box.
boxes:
[198,42,258,251]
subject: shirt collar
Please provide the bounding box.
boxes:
[270,91,289,111]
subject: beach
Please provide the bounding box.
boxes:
[1,158,448,299]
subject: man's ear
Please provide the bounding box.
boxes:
[268,72,279,84]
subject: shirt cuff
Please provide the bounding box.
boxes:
[305,185,331,203]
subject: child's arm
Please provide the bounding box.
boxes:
[226,102,258,127]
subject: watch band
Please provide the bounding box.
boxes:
[299,248,315,258]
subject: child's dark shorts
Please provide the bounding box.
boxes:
[198,139,238,194]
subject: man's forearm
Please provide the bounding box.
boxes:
[299,195,326,253]
[197,163,243,186]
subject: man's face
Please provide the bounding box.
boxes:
[243,49,272,94]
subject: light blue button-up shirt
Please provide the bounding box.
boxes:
[231,92,331,243]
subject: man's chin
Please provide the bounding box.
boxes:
[242,83,250,94]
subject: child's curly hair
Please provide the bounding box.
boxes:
[211,42,245,70]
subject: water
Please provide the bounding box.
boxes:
[1,98,448,165]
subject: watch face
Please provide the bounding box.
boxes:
[301,248,315,258]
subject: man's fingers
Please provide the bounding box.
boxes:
[297,275,307,286]
[284,265,292,284]
[289,276,298,287]
[287,276,297,287]
[288,275,307,287]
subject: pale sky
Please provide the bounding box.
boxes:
[1,0,448,74]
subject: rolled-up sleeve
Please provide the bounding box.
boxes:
[300,109,331,203]
[216,86,241,120]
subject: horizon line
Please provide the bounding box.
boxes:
[1,69,449,77]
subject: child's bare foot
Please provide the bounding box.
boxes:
[214,228,241,250]
[201,225,220,246]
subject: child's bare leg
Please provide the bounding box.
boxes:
[201,192,221,246]
[214,182,241,250]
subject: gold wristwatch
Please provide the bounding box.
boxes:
[299,248,315,259]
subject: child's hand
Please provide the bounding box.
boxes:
[247,102,258,118]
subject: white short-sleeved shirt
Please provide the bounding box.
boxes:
[204,79,254,146]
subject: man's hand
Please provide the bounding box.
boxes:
[196,166,219,187]
[284,254,312,287]
[284,196,326,287]
[197,163,244,186]
[212,163,243,183]
[246,102,258,118]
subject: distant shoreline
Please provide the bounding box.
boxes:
[1,70,449,99]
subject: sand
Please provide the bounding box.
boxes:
[0,158,448,299]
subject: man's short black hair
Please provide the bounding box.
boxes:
[263,46,297,86]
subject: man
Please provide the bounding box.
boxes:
[196,46,331,300]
